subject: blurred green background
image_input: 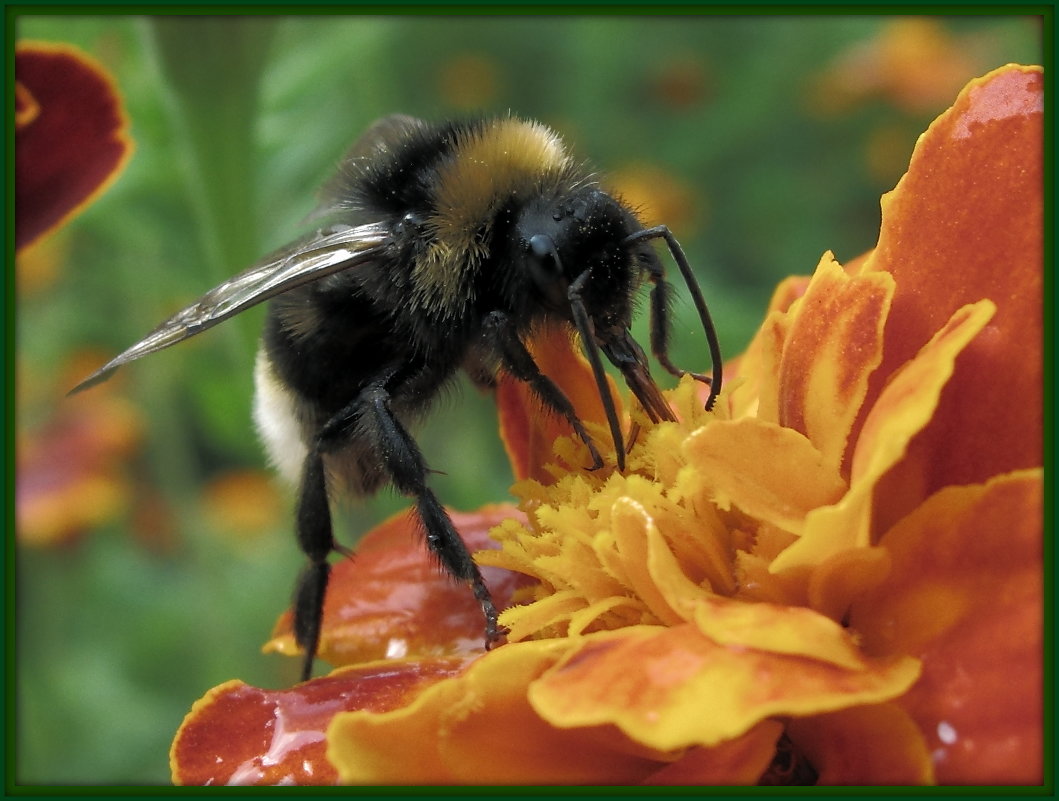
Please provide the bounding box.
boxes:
[13,13,1041,785]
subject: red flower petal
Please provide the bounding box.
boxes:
[266,505,529,666]
[15,42,133,250]
[171,657,473,785]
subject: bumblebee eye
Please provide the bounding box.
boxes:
[527,234,556,265]
[525,234,566,305]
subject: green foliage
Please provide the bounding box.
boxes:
[14,13,1040,785]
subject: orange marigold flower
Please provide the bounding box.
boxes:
[170,64,1042,786]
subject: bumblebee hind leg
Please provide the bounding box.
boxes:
[291,449,340,682]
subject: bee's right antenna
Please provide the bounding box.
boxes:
[623,226,723,411]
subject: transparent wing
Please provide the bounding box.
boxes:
[70,221,392,394]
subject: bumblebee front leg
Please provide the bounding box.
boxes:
[482,310,606,470]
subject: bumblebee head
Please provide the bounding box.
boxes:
[513,186,648,325]
[509,185,675,468]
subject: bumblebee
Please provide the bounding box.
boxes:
[72,115,722,681]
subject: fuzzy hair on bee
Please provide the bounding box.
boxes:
[71,114,723,682]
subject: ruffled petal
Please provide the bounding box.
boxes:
[328,639,682,785]
[266,505,528,666]
[771,300,995,573]
[726,274,811,420]
[530,624,920,753]
[773,254,894,474]
[682,417,846,537]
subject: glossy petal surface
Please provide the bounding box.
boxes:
[171,657,472,785]
[266,505,528,665]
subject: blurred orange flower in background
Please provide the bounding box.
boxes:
[170,64,1042,786]
[16,42,138,547]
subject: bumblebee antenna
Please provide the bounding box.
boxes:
[623,226,723,411]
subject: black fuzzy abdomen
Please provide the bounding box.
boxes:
[264,294,392,412]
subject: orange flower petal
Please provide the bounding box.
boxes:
[806,545,892,623]
[171,657,472,786]
[641,722,784,785]
[683,418,846,536]
[15,42,133,250]
[266,505,529,666]
[860,64,1042,498]
[328,639,682,784]
[850,469,1042,784]
[772,299,995,573]
[726,274,810,420]
[497,321,623,483]
[530,624,920,753]
[775,253,895,475]
[787,702,934,784]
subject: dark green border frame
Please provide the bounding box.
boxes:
[3,3,1053,795]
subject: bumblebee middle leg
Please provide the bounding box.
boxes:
[292,375,504,682]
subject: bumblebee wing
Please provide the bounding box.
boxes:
[341,113,427,161]
[310,114,428,222]
[70,221,391,394]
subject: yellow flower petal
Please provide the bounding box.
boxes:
[689,597,875,672]
[530,624,920,753]
[683,418,847,536]
[775,254,895,474]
